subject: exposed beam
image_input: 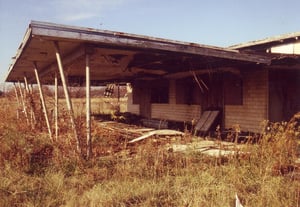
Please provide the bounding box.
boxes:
[164,67,241,79]
[28,45,86,83]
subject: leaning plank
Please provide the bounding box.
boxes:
[201,111,220,132]
[195,111,211,131]
[129,129,184,143]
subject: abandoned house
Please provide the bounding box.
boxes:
[5,21,300,140]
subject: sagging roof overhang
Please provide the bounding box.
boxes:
[5,21,272,85]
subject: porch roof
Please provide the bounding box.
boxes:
[229,32,300,53]
[5,21,272,85]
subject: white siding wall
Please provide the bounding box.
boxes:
[128,70,269,133]
[127,93,140,114]
[225,69,268,133]
[127,80,202,122]
[270,42,300,55]
[151,80,202,122]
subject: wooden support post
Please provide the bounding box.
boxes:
[13,83,20,119]
[24,76,36,129]
[18,81,29,124]
[117,84,120,103]
[86,53,92,159]
[24,76,29,93]
[54,74,59,141]
[34,63,53,141]
[53,41,81,154]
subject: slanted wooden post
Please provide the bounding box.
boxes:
[53,41,81,154]
[34,63,53,141]
[86,53,92,159]
[24,76,36,129]
[13,83,20,119]
[54,74,59,141]
[18,81,29,124]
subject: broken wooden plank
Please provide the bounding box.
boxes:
[195,111,211,131]
[195,110,220,134]
[201,110,220,132]
[129,129,184,143]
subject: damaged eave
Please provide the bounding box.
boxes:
[5,26,33,82]
[29,21,271,65]
[5,21,272,84]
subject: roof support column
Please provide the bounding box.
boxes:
[24,76,36,129]
[53,41,81,154]
[13,83,20,120]
[34,63,53,141]
[18,81,29,125]
[54,73,59,141]
[86,52,92,159]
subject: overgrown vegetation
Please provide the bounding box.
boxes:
[0,96,299,207]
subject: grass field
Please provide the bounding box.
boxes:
[0,96,299,207]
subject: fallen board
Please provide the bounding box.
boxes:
[129,129,185,143]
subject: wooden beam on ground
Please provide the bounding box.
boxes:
[53,41,81,154]
[34,63,53,141]
[86,53,92,159]
[129,129,184,143]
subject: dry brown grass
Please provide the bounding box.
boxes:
[0,96,299,206]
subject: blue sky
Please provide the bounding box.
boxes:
[0,0,300,83]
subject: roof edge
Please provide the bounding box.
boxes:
[30,20,240,53]
[5,25,32,82]
[229,32,300,50]
[29,20,271,64]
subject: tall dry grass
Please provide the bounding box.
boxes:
[0,96,299,206]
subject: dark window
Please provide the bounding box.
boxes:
[224,74,243,105]
[176,77,201,104]
[132,86,142,104]
[150,80,169,103]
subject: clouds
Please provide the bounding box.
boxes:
[48,0,128,22]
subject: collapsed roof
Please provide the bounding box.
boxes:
[5,21,272,85]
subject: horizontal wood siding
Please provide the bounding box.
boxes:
[128,70,269,132]
[127,93,140,114]
[151,104,201,122]
[225,69,268,133]
[152,80,201,122]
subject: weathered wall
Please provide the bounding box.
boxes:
[128,69,269,133]
[127,80,202,122]
[224,69,269,133]
[151,80,201,122]
[151,104,202,122]
[126,93,140,115]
